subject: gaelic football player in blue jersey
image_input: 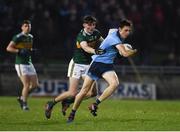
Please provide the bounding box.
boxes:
[67,19,137,122]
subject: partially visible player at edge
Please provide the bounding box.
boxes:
[44,15,105,119]
[6,20,39,111]
[67,19,137,122]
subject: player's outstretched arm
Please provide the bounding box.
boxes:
[80,41,105,55]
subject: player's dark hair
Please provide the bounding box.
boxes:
[21,20,31,26]
[83,15,97,23]
[119,19,132,28]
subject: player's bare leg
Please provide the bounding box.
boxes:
[61,76,98,113]
[59,77,79,116]
[85,81,97,98]
[89,71,119,116]
[45,77,79,118]
[67,76,95,123]
[98,71,119,101]
[28,75,39,94]
[18,75,31,111]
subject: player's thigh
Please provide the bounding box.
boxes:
[19,75,31,88]
[86,81,98,96]
[80,75,95,94]
[102,71,119,87]
[82,75,97,95]
[29,74,39,88]
[68,77,80,93]
[89,81,97,92]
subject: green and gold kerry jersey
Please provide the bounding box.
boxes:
[12,32,33,64]
[73,29,102,64]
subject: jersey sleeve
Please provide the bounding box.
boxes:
[75,32,87,49]
[111,37,122,46]
[12,35,19,44]
[77,33,87,43]
[106,36,122,47]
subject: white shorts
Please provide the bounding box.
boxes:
[15,63,37,77]
[67,59,90,79]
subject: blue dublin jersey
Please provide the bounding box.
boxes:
[92,29,123,64]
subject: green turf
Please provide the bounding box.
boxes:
[0,96,180,131]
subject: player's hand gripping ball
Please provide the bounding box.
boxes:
[119,43,134,56]
[123,43,133,50]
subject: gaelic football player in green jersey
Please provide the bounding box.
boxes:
[45,15,105,119]
[6,20,39,111]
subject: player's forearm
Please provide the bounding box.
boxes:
[6,41,19,53]
[6,45,19,53]
[121,49,137,57]
[82,46,96,54]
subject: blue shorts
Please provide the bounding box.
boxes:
[87,62,114,80]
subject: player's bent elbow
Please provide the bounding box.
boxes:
[109,80,119,88]
[114,81,119,88]
[6,47,10,52]
[122,51,136,57]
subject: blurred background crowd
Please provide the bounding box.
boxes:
[1,0,180,66]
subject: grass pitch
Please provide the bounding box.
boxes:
[0,96,180,131]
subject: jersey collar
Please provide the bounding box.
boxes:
[116,30,124,42]
[22,32,29,36]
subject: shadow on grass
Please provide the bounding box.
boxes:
[73,116,158,125]
[0,120,64,126]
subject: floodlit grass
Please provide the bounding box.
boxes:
[0,96,180,131]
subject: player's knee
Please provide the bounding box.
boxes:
[23,83,31,89]
[110,80,119,89]
[31,82,39,89]
[81,90,88,97]
[114,81,119,88]
[34,83,39,88]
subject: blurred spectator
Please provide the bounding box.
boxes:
[162,52,177,66]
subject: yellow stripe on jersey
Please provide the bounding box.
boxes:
[76,41,81,48]
[15,42,32,49]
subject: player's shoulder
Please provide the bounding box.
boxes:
[78,29,100,36]
[15,32,23,38]
[93,29,100,33]
[76,30,86,42]
[93,29,101,36]
[105,29,122,44]
[108,28,118,34]
[77,29,90,39]
[78,29,85,36]
[108,29,119,39]
[14,33,33,38]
